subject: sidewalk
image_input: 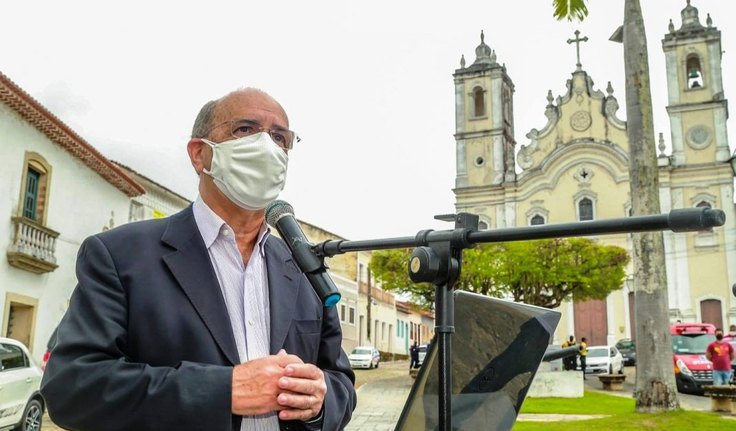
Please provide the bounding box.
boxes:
[346,363,413,431]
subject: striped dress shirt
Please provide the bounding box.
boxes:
[193,197,279,431]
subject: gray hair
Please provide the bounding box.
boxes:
[191,99,218,138]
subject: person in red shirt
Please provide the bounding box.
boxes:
[706,328,735,386]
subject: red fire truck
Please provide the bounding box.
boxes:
[671,323,716,393]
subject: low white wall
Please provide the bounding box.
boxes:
[527,370,584,398]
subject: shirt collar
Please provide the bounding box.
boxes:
[192,196,270,256]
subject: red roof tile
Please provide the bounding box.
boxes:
[0,71,144,197]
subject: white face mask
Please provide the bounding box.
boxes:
[202,132,288,210]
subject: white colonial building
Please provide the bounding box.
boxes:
[0,71,145,360]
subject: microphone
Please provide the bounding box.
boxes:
[265,200,341,307]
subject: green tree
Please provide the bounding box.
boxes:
[369,248,434,307]
[369,238,628,309]
[493,239,629,308]
[553,0,679,412]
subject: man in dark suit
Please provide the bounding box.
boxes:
[41,88,356,431]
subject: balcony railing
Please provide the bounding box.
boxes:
[7,216,59,274]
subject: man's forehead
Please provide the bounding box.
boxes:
[216,90,288,126]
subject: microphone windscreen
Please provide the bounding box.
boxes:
[265,200,294,226]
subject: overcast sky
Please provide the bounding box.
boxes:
[2,0,734,241]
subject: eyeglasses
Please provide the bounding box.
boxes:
[205,118,300,150]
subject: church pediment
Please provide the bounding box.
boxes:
[518,70,627,172]
[517,139,630,193]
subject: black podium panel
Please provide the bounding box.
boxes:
[395,291,560,431]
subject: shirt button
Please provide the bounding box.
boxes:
[222,229,230,236]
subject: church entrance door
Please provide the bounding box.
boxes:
[700,299,723,330]
[573,299,608,346]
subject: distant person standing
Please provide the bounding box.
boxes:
[409,342,419,369]
[561,335,577,371]
[579,337,588,378]
[706,328,735,385]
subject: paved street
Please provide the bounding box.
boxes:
[346,360,414,431]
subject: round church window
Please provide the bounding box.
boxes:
[474,156,485,167]
[686,125,711,150]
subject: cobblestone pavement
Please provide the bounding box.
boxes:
[346,360,414,431]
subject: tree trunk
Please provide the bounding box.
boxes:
[622,0,679,412]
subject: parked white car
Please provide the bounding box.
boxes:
[0,337,44,431]
[348,346,380,369]
[581,345,625,374]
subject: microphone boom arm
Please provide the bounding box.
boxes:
[313,207,725,257]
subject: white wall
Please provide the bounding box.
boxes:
[0,102,132,360]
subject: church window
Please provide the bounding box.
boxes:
[474,156,485,167]
[530,215,545,226]
[473,86,485,117]
[478,221,489,230]
[19,152,52,225]
[686,55,704,89]
[578,198,594,221]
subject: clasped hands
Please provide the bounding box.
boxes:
[232,349,326,422]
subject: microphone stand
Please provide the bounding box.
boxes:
[313,207,725,431]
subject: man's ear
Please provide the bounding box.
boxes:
[187,138,209,175]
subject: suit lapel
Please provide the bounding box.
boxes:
[161,206,240,365]
[266,237,301,354]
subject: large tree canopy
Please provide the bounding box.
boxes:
[370,238,629,309]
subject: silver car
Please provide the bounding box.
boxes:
[0,337,44,431]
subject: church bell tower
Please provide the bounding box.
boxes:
[662,0,730,165]
[453,31,516,189]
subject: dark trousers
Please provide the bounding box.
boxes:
[580,356,586,374]
[410,358,419,369]
[564,356,576,370]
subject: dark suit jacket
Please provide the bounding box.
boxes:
[41,206,356,431]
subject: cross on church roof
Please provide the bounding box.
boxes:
[567,30,589,71]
